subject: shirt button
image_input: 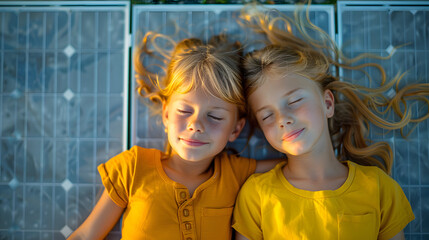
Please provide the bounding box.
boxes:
[183,209,189,217]
[180,192,187,199]
[185,222,192,230]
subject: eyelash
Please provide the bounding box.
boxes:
[289,98,302,105]
[209,115,223,121]
[177,109,190,114]
[261,98,302,121]
[262,113,273,121]
[178,109,223,121]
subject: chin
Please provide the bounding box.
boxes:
[288,148,311,157]
[178,152,208,162]
[281,143,309,156]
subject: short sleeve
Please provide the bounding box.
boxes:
[232,175,263,240]
[378,172,415,240]
[98,147,138,208]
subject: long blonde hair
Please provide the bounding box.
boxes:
[134,33,245,153]
[240,4,429,174]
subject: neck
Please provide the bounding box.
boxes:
[165,153,214,177]
[285,134,346,181]
[162,152,215,196]
[286,150,342,179]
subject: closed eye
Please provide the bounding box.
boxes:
[262,113,273,121]
[209,115,223,121]
[289,98,302,105]
[177,109,191,114]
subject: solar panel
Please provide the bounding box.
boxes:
[0,2,129,239]
[1,1,427,239]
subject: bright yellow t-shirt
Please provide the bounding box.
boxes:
[233,161,414,240]
[98,146,256,240]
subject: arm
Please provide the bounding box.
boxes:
[67,190,125,240]
[389,230,405,240]
[255,159,284,173]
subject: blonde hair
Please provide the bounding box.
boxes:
[134,33,245,153]
[241,4,429,174]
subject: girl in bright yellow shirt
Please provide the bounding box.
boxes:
[233,5,429,240]
[68,34,280,240]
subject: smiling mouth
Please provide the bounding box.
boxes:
[180,138,209,147]
[282,128,304,142]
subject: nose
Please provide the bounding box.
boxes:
[278,111,293,128]
[187,115,204,132]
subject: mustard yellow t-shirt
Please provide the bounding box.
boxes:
[233,161,414,240]
[98,146,256,240]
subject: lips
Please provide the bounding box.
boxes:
[180,138,209,147]
[282,128,304,142]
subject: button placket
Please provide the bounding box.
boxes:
[175,188,196,240]
[180,204,196,240]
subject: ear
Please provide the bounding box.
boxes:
[162,103,169,128]
[228,118,246,142]
[323,89,335,118]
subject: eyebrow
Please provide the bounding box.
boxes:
[255,88,302,113]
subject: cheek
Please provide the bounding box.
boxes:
[296,103,321,119]
[261,124,276,141]
[207,121,229,134]
[168,114,186,128]
[309,104,326,120]
[210,119,237,137]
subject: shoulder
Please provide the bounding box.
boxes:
[217,152,256,172]
[103,146,162,169]
[127,146,162,163]
[110,145,155,159]
[242,162,285,191]
[237,174,260,196]
[220,152,256,165]
[351,162,393,182]
[350,161,403,192]
[217,152,257,185]
[128,145,161,157]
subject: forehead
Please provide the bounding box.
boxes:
[169,88,238,112]
[248,73,319,107]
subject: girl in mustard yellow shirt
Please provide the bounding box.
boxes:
[68,34,280,240]
[232,5,429,240]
